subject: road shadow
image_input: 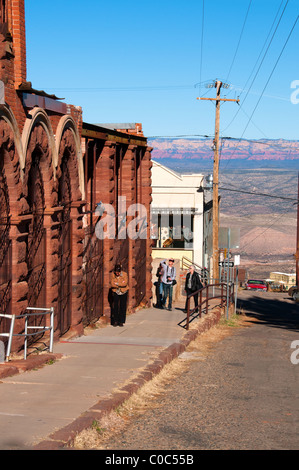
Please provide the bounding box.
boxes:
[236,291,299,333]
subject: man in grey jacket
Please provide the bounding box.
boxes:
[161,258,176,311]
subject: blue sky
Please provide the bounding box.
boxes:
[24,0,299,141]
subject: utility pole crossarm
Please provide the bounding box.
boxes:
[197,97,239,103]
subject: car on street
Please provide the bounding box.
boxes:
[245,279,267,291]
[288,286,299,300]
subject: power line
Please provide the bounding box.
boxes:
[43,84,197,93]
[221,0,288,139]
[147,133,213,139]
[199,0,205,97]
[147,134,299,154]
[239,12,299,141]
[240,0,285,99]
[225,0,252,83]
[222,0,285,132]
[221,3,297,170]
[240,205,297,251]
[218,185,298,202]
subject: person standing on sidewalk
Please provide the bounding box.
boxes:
[110,263,129,326]
[155,262,164,308]
[184,265,202,313]
[161,258,176,311]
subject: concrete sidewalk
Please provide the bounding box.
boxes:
[0,300,223,450]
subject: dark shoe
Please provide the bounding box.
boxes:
[113,323,118,327]
[168,307,172,311]
[118,323,124,327]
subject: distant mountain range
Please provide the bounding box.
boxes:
[148,138,299,170]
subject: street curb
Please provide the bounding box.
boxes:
[0,353,63,380]
[32,307,223,450]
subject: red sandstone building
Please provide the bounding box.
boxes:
[0,1,152,354]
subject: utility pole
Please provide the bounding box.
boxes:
[197,80,239,282]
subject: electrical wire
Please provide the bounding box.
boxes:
[239,13,299,141]
[222,0,285,134]
[43,84,197,93]
[218,185,298,202]
[225,0,252,83]
[220,0,289,148]
[199,0,205,98]
[221,4,297,171]
[240,204,297,251]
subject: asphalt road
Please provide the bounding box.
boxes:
[102,291,299,450]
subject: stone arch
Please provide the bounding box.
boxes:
[55,115,85,336]
[55,115,84,200]
[0,105,23,201]
[22,109,56,310]
[0,106,24,348]
[22,107,57,208]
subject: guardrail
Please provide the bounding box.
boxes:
[182,283,234,330]
[0,307,54,362]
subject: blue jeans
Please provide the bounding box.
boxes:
[162,283,173,309]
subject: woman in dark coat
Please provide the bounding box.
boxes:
[110,264,129,326]
[155,263,164,308]
[184,265,202,312]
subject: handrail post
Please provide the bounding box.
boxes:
[186,297,190,330]
[6,314,15,362]
[49,307,54,353]
[206,284,209,315]
[24,312,28,360]
[221,283,223,308]
[199,289,202,317]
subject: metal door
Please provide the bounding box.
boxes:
[83,230,104,325]
[27,161,46,309]
[57,158,72,335]
[26,160,46,344]
[134,238,146,306]
[0,168,11,344]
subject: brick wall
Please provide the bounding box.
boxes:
[0,1,153,354]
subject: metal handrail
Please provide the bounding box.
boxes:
[181,256,209,281]
[183,282,234,330]
[0,307,54,362]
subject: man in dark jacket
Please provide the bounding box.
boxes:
[184,265,203,312]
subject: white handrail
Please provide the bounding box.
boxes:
[0,307,54,361]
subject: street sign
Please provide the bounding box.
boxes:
[219,227,240,249]
[219,261,234,267]
[234,255,240,266]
